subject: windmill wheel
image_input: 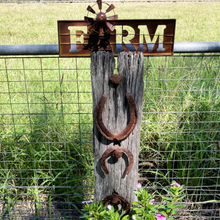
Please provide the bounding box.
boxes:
[85,0,118,34]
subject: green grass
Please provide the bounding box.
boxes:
[0,2,220,218]
[0,2,220,44]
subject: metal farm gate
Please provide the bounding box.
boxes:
[0,44,219,219]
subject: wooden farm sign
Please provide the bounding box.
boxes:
[58,19,176,57]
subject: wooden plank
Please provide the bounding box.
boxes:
[58,19,176,57]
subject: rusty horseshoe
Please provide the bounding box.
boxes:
[100,145,133,175]
[95,93,138,141]
[103,193,130,214]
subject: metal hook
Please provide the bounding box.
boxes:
[100,144,133,175]
[95,93,138,141]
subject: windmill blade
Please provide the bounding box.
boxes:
[107,15,118,20]
[106,21,115,32]
[87,5,96,14]
[97,0,102,10]
[84,16,94,23]
[106,4,115,13]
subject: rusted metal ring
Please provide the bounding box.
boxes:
[95,93,138,141]
[103,193,130,214]
[100,145,133,175]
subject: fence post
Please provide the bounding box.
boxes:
[91,51,144,207]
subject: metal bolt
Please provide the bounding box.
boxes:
[110,74,121,85]
[96,12,107,22]
[112,149,123,158]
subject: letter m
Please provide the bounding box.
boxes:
[138,25,166,52]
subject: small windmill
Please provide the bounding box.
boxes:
[85,0,118,33]
[84,0,118,50]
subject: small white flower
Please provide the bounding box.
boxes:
[136,183,142,189]
[150,199,155,204]
[171,182,181,187]
[132,215,136,219]
[107,204,112,210]
[82,200,93,204]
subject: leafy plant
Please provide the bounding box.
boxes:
[80,200,127,220]
[81,181,186,220]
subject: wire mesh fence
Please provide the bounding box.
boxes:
[0,54,219,219]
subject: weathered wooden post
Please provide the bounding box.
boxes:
[91,51,144,208]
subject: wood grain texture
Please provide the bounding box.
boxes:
[91,51,144,204]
